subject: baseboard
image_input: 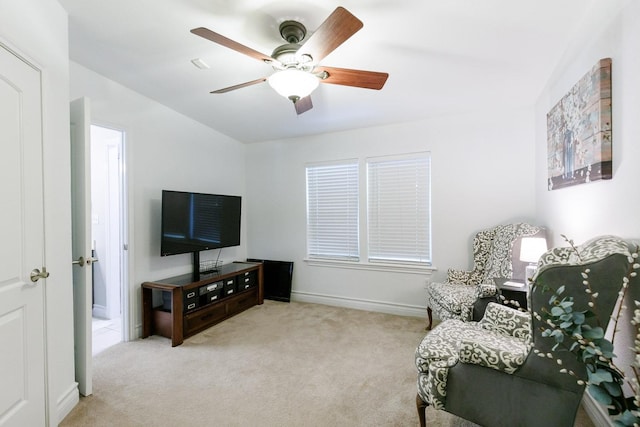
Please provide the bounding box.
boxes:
[134,323,143,340]
[582,391,612,427]
[291,291,426,318]
[55,382,79,424]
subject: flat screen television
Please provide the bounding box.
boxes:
[161,190,241,271]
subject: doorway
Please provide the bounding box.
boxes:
[90,124,126,355]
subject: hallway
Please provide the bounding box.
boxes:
[92,317,121,355]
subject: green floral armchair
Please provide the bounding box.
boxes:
[415,235,633,427]
[425,223,545,329]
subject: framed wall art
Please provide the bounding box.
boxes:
[546,58,612,190]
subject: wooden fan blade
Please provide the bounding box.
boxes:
[297,7,363,63]
[210,77,267,94]
[294,96,313,115]
[191,27,279,66]
[316,66,388,90]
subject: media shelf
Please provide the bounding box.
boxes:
[142,261,263,346]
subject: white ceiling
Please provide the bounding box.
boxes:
[60,0,599,143]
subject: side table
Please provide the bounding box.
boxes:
[494,278,528,310]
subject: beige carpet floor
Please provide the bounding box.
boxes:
[61,300,594,427]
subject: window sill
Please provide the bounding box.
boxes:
[304,258,436,275]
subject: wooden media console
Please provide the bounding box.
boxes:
[142,261,263,346]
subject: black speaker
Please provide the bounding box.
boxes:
[247,259,293,302]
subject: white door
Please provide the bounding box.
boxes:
[0,44,47,426]
[70,97,94,396]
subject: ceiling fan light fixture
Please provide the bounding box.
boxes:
[268,69,319,100]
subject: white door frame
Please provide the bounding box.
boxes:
[91,118,131,341]
[90,122,130,341]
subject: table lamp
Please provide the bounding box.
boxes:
[520,237,548,284]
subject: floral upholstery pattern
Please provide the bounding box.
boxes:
[417,235,634,427]
[476,283,498,299]
[446,228,496,286]
[416,303,532,408]
[535,235,631,279]
[426,282,477,321]
[481,223,541,283]
[426,223,544,325]
[477,301,531,340]
[416,319,475,409]
[460,303,532,374]
[458,331,529,374]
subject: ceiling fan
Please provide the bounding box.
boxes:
[191,6,389,115]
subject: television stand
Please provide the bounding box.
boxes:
[142,261,263,346]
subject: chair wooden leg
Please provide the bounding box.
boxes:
[426,307,433,330]
[416,393,428,427]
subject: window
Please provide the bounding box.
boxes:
[367,154,431,264]
[305,153,431,267]
[306,161,359,261]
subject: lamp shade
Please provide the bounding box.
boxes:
[268,69,319,99]
[519,237,548,263]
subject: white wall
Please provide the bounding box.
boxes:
[534,2,640,423]
[0,0,77,423]
[535,0,640,245]
[246,108,538,316]
[69,62,248,336]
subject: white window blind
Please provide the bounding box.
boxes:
[367,154,431,264]
[306,161,360,261]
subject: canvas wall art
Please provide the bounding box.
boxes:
[546,58,612,190]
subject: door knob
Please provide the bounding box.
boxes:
[30,267,50,283]
[72,256,99,267]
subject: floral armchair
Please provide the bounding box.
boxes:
[415,235,633,427]
[425,223,545,329]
